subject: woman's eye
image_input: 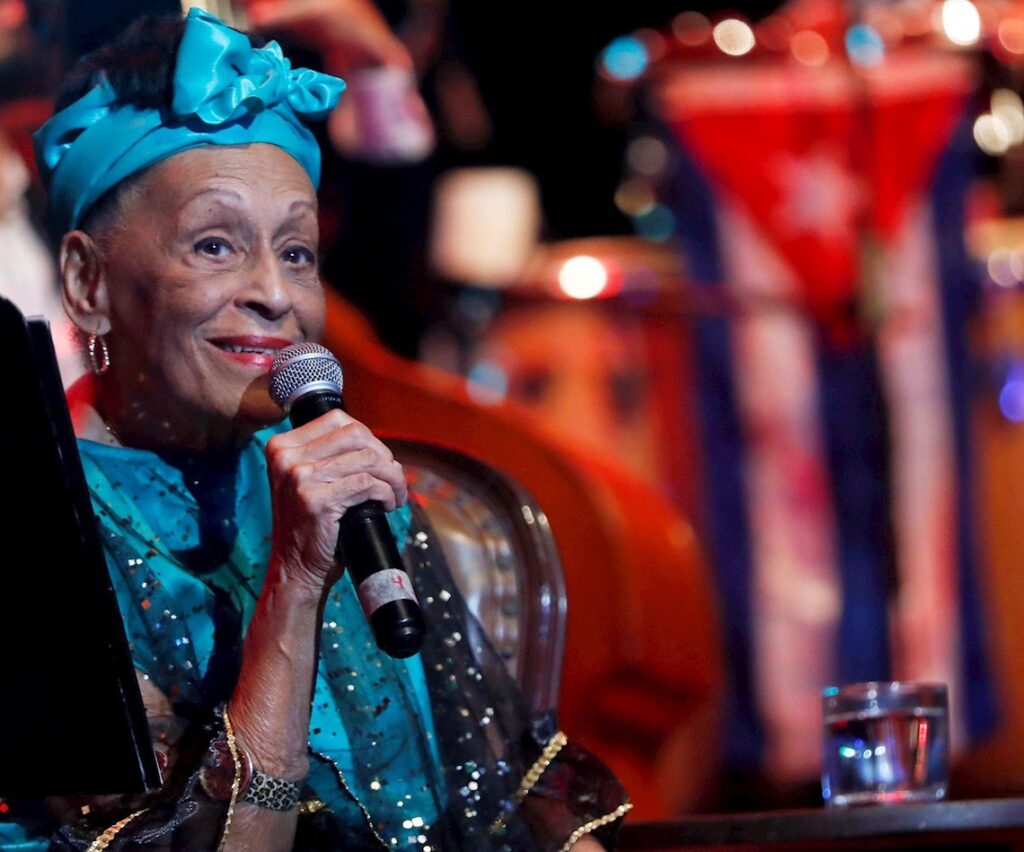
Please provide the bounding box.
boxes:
[194,237,233,258]
[282,246,316,266]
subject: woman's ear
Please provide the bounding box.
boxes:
[60,230,111,336]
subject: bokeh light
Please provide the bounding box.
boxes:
[672,11,712,46]
[713,19,756,57]
[453,288,500,328]
[635,28,668,63]
[845,24,885,66]
[614,178,657,217]
[992,89,1024,145]
[0,0,26,29]
[975,113,1012,155]
[626,136,669,176]
[791,30,830,66]
[941,0,981,46]
[987,249,1024,287]
[866,9,904,45]
[757,15,795,52]
[999,363,1024,422]
[634,205,676,242]
[466,360,509,405]
[558,256,610,300]
[600,35,649,82]
[998,18,1024,54]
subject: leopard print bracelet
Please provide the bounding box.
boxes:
[242,769,302,811]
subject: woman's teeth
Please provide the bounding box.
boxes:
[218,344,276,354]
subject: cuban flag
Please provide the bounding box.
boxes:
[653,51,995,779]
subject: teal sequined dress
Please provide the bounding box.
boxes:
[0,426,627,851]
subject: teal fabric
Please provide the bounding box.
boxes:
[0,426,630,850]
[75,424,443,842]
[33,7,344,234]
[0,826,47,852]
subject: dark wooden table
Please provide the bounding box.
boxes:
[617,799,1024,850]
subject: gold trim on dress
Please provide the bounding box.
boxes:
[514,730,568,802]
[297,798,331,815]
[86,809,147,852]
[558,801,634,852]
[216,704,244,852]
[311,748,391,851]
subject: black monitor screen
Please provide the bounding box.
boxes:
[0,297,160,795]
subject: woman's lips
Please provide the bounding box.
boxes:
[207,336,292,369]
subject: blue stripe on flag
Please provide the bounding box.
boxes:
[660,131,764,769]
[817,343,894,684]
[929,107,997,740]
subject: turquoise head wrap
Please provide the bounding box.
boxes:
[34,7,345,234]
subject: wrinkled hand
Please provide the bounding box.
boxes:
[265,409,407,592]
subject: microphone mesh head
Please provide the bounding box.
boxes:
[269,343,343,411]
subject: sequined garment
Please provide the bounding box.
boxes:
[1,425,628,850]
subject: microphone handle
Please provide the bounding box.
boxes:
[337,503,426,658]
[290,389,346,424]
[288,391,426,659]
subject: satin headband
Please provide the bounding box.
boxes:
[34,7,345,234]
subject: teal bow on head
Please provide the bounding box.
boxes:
[34,6,345,235]
[174,8,340,125]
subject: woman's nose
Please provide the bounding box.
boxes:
[239,246,292,320]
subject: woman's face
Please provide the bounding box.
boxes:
[90,143,325,448]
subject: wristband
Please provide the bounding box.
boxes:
[200,708,302,812]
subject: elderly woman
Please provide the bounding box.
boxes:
[0,9,628,851]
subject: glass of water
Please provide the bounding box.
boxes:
[821,681,949,807]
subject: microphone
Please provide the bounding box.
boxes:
[268,343,425,658]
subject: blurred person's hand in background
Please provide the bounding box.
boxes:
[246,0,413,72]
[244,0,436,163]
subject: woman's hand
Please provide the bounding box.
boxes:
[265,409,407,593]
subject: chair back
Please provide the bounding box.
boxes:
[390,439,566,714]
[322,289,724,817]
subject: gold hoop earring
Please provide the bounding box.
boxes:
[88,333,111,375]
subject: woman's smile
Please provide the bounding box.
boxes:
[206,334,295,370]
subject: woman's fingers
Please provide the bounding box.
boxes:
[270,410,392,463]
[268,413,402,495]
[297,468,403,514]
[267,411,408,509]
[289,450,407,511]
[268,408,366,452]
